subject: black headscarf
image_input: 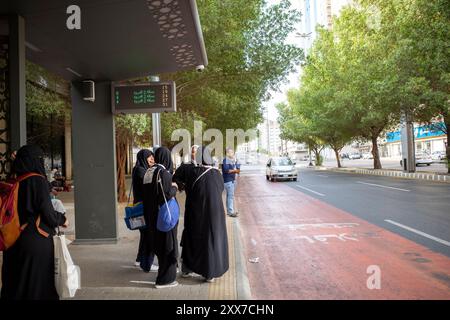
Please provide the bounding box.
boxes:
[132,149,153,204]
[135,149,153,171]
[12,145,46,177]
[155,147,173,173]
[195,146,214,166]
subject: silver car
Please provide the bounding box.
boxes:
[266,157,298,182]
[415,152,433,166]
[431,151,446,161]
[400,152,433,166]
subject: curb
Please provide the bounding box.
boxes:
[318,167,450,183]
[232,218,252,300]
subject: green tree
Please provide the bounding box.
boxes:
[277,102,325,166]
[114,0,304,200]
[287,28,356,168]
[332,6,404,169]
[161,0,303,135]
[115,114,150,201]
[365,0,450,171]
[26,61,70,168]
[279,0,449,172]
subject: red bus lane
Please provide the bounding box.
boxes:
[235,176,450,299]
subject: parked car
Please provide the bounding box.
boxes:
[431,151,446,161]
[362,153,373,159]
[266,157,298,182]
[349,153,362,160]
[400,152,433,166]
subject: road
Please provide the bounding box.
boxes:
[319,158,448,173]
[235,167,450,299]
[240,154,448,173]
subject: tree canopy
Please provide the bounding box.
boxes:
[278,0,449,170]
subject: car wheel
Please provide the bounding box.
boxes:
[270,176,275,182]
[427,163,431,166]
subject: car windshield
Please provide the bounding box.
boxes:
[273,158,293,166]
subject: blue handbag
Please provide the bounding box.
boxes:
[124,183,146,230]
[156,169,180,232]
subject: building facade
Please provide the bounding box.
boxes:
[385,123,447,157]
[298,0,351,53]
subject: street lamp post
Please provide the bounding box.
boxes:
[149,75,161,146]
[400,111,415,173]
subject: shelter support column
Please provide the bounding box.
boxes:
[9,15,26,151]
[71,81,118,243]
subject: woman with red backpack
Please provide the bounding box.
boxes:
[1,145,68,300]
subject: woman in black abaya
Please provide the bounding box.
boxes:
[131,149,156,271]
[1,145,68,300]
[173,146,229,282]
[142,147,179,288]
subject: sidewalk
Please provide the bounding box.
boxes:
[314,166,450,183]
[0,177,251,300]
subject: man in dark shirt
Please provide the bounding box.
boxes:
[222,147,240,217]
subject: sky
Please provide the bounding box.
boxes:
[263,0,304,121]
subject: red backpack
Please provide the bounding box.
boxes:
[0,173,45,251]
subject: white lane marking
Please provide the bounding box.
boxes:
[262,222,359,230]
[130,280,155,285]
[385,219,450,247]
[296,185,325,197]
[317,175,329,178]
[356,181,410,192]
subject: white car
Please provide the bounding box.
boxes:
[431,151,446,161]
[349,153,362,160]
[362,153,373,159]
[266,157,298,182]
[400,152,433,166]
[415,152,433,166]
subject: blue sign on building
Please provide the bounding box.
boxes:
[386,123,446,143]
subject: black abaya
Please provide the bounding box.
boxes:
[131,149,153,265]
[173,147,229,279]
[142,147,178,285]
[1,145,67,300]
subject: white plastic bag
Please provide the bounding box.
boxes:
[54,234,81,298]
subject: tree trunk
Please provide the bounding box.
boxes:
[50,113,54,169]
[313,149,322,166]
[371,135,382,169]
[116,134,127,202]
[444,114,450,174]
[129,140,134,174]
[333,148,342,168]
